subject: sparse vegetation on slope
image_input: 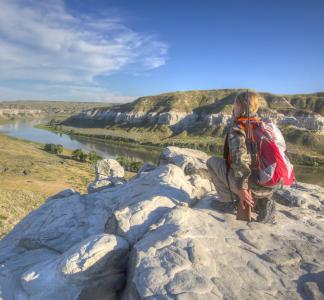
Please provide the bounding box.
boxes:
[64,89,323,116]
[0,134,95,238]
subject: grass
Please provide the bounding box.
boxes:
[0,134,134,238]
[0,134,94,238]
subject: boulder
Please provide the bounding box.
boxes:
[88,177,125,193]
[138,163,156,174]
[88,178,114,193]
[159,146,215,198]
[0,163,198,299]
[95,159,125,180]
[123,201,324,299]
[88,159,125,193]
[104,164,195,244]
[0,248,59,299]
[274,182,324,209]
[159,146,210,176]
[21,234,129,300]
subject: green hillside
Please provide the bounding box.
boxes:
[103,89,323,115]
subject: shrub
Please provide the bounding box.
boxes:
[72,149,89,162]
[116,155,143,172]
[56,144,63,154]
[44,144,63,154]
[88,150,101,162]
[79,152,88,162]
[72,149,83,161]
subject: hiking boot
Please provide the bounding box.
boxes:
[255,197,276,224]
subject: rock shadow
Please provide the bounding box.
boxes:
[297,271,324,300]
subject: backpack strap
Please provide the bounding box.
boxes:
[235,117,261,184]
[223,133,237,207]
[223,133,231,168]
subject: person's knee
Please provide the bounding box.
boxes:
[206,156,213,169]
[207,156,225,172]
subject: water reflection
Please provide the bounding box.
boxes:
[0,119,159,163]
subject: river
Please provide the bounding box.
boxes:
[0,119,160,163]
[0,119,323,187]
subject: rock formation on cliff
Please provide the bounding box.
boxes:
[65,90,324,132]
[0,147,323,299]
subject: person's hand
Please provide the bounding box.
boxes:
[237,189,254,209]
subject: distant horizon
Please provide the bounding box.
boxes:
[1,87,323,104]
[0,0,323,102]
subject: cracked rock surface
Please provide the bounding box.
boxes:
[0,147,323,300]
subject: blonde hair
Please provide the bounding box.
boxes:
[235,91,260,116]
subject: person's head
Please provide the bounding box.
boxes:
[233,91,260,118]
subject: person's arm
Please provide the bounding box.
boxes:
[228,126,254,207]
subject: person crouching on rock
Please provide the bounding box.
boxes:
[207,91,276,223]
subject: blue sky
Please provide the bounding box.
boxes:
[0,0,323,102]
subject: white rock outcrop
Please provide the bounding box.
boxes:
[0,108,43,119]
[46,188,79,202]
[159,146,215,198]
[21,234,129,300]
[0,147,323,300]
[88,159,125,193]
[72,107,324,132]
[96,159,125,179]
[123,198,324,299]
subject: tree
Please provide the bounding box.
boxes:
[88,150,98,162]
[44,144,64,154]
[44,144,56,153]
[116,155,143,172]
[79,152,88,162]
[72,149,83,161]
[56,144,63,154]
[72,149,88,162]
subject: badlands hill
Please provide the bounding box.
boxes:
[67,89,324,115]
[64,89,324,159]
[0,147,323,299]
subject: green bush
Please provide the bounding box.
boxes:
[71,149,101,162]
[116,155,143,172]
[56,144,63,154]
[44,144,63,154]
[88,150,101,162]
[79,152,88,162]
[72,149,83,161]
[72,149,89,162]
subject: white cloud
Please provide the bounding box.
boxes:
[0,0,168,101]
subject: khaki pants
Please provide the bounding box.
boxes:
[207,157,239,203]
[207,156,272,203]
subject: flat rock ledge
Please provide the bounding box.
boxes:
[0,147,323,300]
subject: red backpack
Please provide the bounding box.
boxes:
[235,117,295,187]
